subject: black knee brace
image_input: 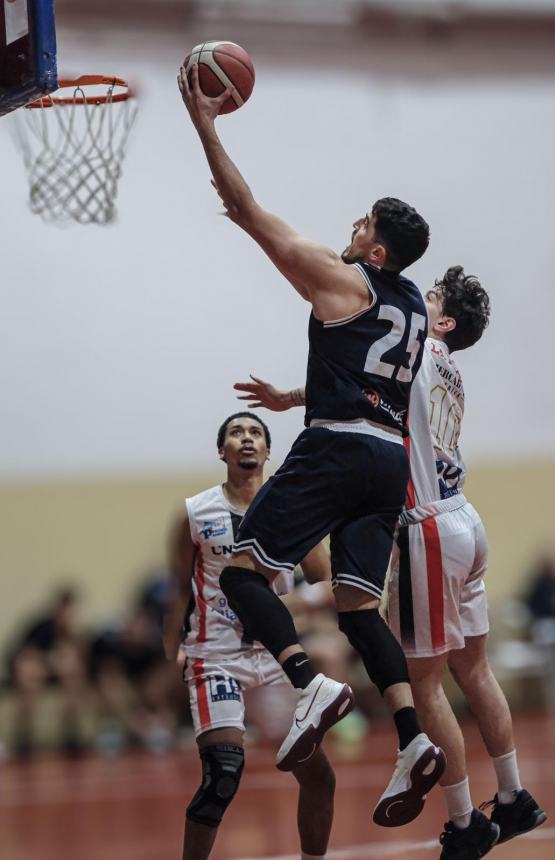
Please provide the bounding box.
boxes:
[220,566,299,659]
[338,608,409,695]
[186,744,244,827]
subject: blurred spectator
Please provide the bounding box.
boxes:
[5,587,89,757]
[525,553,555,621]
[1,568,378,760]
[89,585,181,755]
[138,567,173,632]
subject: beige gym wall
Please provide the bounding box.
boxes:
[1,459,553,654]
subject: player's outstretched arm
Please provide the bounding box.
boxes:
[178,66,367,317]
[163,512,196,662]
[234,375,305,411]
[178,65,257,228]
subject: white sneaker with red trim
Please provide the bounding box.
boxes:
[373,732,446,826]
[276,673,354,771]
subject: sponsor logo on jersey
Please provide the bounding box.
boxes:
[208,675,241,703]
[430,341,446,358]
[363,389,406,425]
[364,389,381,408]
[436,459,463,498]
[211,543,234,556]
[436,363,463,395]
[211,603,239,623]
[200,517,228,539]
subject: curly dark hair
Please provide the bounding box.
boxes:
[435,265,491,352]
[216,412,271,450]
[372,197,430,272]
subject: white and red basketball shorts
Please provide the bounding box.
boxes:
[184,648,292,738]
[387,502,489,657]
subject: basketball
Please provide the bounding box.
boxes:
[184,41,255,115]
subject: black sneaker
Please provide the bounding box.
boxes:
[480,789,547,844]
[439,808,500,859]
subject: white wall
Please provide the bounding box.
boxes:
[1,27,554,479]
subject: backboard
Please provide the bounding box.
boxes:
[0,0,57,117]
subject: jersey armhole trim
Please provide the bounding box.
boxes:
[185,497,197,544]
[322,265,377,328]
[354,263,378,307]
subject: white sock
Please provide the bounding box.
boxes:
[301,854,325,860]
[492,750,522,804]
[442,777,473,829]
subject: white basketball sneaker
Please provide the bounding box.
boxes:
[373,732,446,826]
[276,673,354,771]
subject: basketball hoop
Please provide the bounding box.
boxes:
[15,76,138,225]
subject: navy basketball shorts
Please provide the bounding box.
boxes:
[233,427,410,600]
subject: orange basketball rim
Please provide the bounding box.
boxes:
[25,75,134,108]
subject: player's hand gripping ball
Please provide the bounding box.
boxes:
[184,41,255,115]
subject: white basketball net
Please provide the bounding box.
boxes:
[16,79,138,225]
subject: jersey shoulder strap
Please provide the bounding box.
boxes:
[185,485,224,545]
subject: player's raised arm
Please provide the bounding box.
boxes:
[178,65,369,318]
[163,512,196,662]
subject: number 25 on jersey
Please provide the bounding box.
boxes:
[364,306,427,383]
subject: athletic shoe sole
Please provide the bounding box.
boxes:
[480,823,501,857]
[373,743,447,827]
[497,810,548,844]
[276,683,354,772]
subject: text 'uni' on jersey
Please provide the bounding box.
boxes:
[184,485,293,658]
[304,263,428,435]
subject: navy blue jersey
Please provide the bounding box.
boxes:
[304,263,427,435]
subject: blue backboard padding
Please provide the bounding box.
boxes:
[33,0,58,92]
[0,0,58,117]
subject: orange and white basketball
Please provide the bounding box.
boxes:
[184,41,255,115]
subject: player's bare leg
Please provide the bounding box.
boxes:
[406,653,500,857]
[333,584,445,826]
[448,634,547,844]
[292,749,336,859]
[407,655,467,788]
[448,635,514,758]
[183,811,219,860]
[184,729,336,860]
[183,727,244,860]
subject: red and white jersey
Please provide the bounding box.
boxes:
[402,338,467,525]
[184,484,293,659]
